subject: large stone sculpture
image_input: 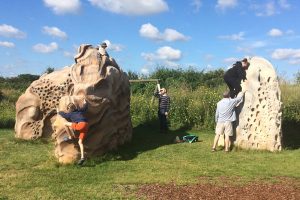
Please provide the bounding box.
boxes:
[235,56,282,151]
[15,44,132,163]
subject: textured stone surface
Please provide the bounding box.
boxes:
[235,56,282,151]
[15,44,132,163]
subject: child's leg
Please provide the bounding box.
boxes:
[64,125,75,139]
[78,138,85,159]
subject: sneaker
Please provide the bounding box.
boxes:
[77,158,86,165]
[211,148,216,152]
[63,137,72,142]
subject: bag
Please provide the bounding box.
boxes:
[182,135,198,143]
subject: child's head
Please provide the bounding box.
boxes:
[67,103,76,112]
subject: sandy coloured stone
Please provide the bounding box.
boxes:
[235,56,282,151]
[15,44,132,163]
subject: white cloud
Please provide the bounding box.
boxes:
[33,42,58,53]
[218,32,245,41]
[288,59,300,65]
[156,46,182,61]
[191,0,202,12]
[216,0,238,10]
[268,28,283,37]
[0,24,26,39]
[251,1,276,16]
[0,41,15,48]
[271,48,300,60]
[141,46,182,69]
[43,0,81,14]
[139,23,160,40]
[42,26,67,39]
[139,23,189,42]
[278,0,290,9]
[89,0,168,15]
[102,40,124,52]
[251,1,291,17]
[251,41,267,48]
[236,41,266,54]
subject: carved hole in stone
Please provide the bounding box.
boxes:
[251,114,253,117]
[247,118,250,122]
[256,111,260,117]
[248,134,252,140]
[255,127,257,131]
[258,121,261,126]
[275,134,278,141]
[254,119,256,122]
[251,108,255,112]
[258,87,261,91]
[262,105,266,109]
[267,77,271,82]
[256,104,259,108]
[259,98,262,103]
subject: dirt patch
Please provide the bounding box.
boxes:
[137,177,300,200]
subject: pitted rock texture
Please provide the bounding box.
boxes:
[15,44,132,163]
[235,57,282,151]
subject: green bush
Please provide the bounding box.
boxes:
[281,84,300,123]
[131,86,221,130]
[0,100,15,128]
[0,70,299,131]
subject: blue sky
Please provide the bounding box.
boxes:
[0,0,299,80]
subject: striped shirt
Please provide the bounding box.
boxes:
[155,92,170,112]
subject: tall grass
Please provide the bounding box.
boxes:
[281,84,300,123]
[1,84,300,129]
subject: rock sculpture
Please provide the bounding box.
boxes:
[235,56,282,151]
[15,44,132,163]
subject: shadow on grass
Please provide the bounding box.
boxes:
[89,121,191,164]
[282,121,300,150]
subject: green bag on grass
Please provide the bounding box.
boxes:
[182,135,198,143]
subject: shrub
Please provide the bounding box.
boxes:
[0,100,15,128]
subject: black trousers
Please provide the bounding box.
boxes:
[224,76,242,98]
[158,110,168,132]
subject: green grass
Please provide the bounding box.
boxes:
[0,126,299,199]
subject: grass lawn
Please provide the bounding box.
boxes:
[0,126,299,199]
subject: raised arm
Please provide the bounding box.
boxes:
[233,92,244,106]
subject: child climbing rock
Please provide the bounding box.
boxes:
[58,98,88,165]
